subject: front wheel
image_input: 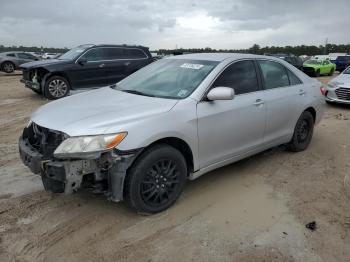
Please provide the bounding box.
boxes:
[124,144,187,214]
[328,68,334,76]
[314,70,320,77]
[288,111,314,152]
[44,76,70,99]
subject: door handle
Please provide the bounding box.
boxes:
[253,99,265,106]
[299,89,306,95]
[99,63,105,68]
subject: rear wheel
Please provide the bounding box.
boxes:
[124,144,187,214]
[288,111,314,152]
[44,76,70,99]
[1,61,15,73]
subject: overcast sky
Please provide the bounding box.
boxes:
[1,0,350,50]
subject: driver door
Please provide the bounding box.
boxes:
[197,60,266,169]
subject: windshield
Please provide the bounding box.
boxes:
[115,59,219,99]
[304,59,321,65]
[58,45,93,60]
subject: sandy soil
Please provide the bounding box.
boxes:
[0,74,349,262]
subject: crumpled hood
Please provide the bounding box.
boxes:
[31,87,178,136]
[20,59,70,69]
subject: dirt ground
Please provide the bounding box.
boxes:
[0,72,349,262]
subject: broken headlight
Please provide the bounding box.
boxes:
[54,132,127,158]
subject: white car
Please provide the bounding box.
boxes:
[326,66,350,104]
[42,53,58,59]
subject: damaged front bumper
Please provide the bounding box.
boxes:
[19,136,139,202]
[20,78,41,90]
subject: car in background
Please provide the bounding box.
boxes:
[333,56,350,72]
[20,44,154,99]
[0,52,39,73]
[303,59,336,77]
[19,53,325,213]
[42,53,59,59]
[325,66,350,104]
[265,54,303,70]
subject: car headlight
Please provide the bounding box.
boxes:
[54,132,127,158]
[327,82,343,89]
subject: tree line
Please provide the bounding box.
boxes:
[158,43,350,56]
[0,45,69,53]
[1,43,350,56]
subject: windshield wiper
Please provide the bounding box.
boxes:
[121,89,156,97]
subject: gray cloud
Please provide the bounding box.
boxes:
[0,0,349,49]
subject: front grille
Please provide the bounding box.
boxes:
[335,88,350,101]
[23,122,65,158]
[303,67,314,74]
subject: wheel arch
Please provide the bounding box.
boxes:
[304,107,316,122]
[44,71,71,87]
[140,137,194,175]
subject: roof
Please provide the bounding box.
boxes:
[166,52,273,62]
[91,44,149,49]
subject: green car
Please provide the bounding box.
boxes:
[303,59,336,77]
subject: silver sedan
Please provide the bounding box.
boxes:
[19,53,325,213]
[0,51,38,73]
[325,66,350,104]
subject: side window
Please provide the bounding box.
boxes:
[17,53,33,59]
[212,60,259,95]
[7,53,15,57]
[258,60,290,89]
[106,48,125,59]
[125,48,147,59]
[287,69,302,85]
[81,48,105,62]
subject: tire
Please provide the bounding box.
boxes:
[44,76,70,100]
[124,144,187,214]
[1,61,15,73]
[288,111,314,152]
[314,70,320,77]
[328,68,334,76]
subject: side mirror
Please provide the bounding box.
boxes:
[78,58,87,65]
[207,87,235,101]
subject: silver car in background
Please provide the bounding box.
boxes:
[0,51,39,73]
[325,66,350,104]
[19,53,325,213]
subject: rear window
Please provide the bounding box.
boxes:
[337,56,350,61]
[6,53,15,57]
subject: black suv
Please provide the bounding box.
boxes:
[265,53,303,70]
[20,44,153,99]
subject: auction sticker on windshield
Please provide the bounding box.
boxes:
[180,63,204,70]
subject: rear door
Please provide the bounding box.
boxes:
[104,47,150,84]
[103,47,128,84]
[16,53,36,65]
[256,60,307,144]
[197,60,266,168]
[69,48,108,88]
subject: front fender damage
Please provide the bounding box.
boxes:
[41,150,141,202]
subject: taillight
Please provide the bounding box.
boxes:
[320,86,327,96]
